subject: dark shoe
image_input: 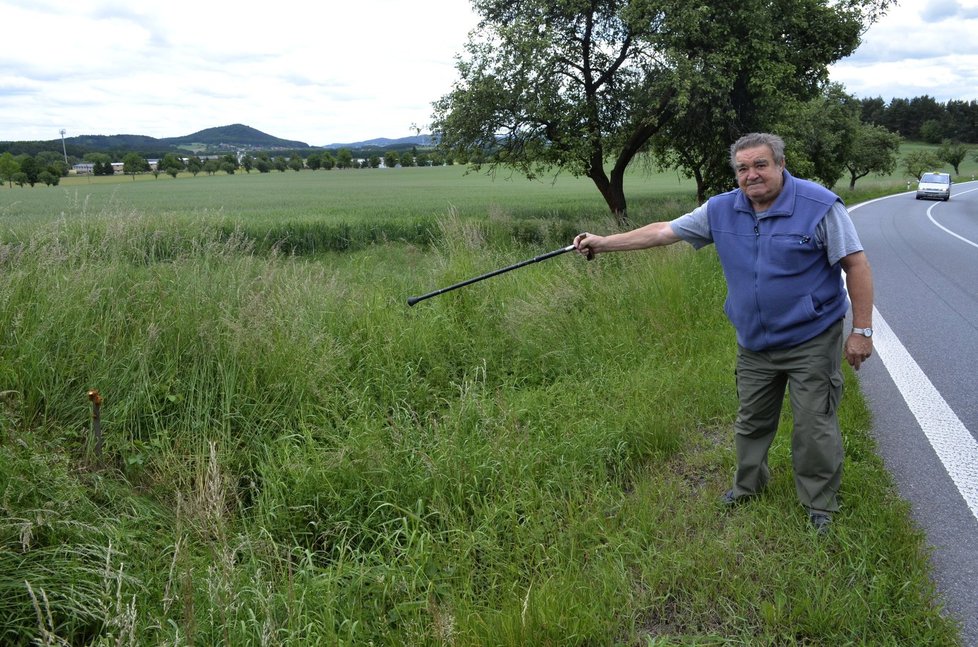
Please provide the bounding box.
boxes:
[809,512,832,535]
[719,489,754,508]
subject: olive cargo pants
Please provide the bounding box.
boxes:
[731,320,845,513]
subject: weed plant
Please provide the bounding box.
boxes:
[0,177,962,644]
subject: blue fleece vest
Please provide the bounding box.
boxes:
[707,170,848,351]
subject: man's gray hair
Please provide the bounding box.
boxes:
[730,133,786,170]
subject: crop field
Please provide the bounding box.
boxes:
[0,164,963,645]
[2,165,697,225]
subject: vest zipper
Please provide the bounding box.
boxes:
[752,219,765,343]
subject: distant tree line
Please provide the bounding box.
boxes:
[858,96,978,144]
[0,150,67,187]
[0,145,468,188]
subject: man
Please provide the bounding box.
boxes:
[574,133,874,534]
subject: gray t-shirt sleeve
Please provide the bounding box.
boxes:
[669,202,713,249]
[820,200,864,266]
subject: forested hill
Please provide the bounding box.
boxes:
[68,124,310,152]
[163,124,309,150]
[0,124,309,157]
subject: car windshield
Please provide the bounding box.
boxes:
[921,173,949,184]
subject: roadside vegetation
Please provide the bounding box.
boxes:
[0,164,966,645]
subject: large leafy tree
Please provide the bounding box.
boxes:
[844,123,901,189]
[433,0,891,224]
[160,153,185,179]
[18,156,41,187]
[122,153,148,180]
[937,140,969,176]
[781,84,863,189]
[902,150,941,181]
[646,2,882,202]
[0,152,19,188]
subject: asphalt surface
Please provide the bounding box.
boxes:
[849,182,978,646]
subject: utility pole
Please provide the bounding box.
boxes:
[60,129,68,165]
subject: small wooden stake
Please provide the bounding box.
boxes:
[87,389,103,458]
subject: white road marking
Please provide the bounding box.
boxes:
[867,307,978,521]
[847,193,978,521]
[926,185,978,249]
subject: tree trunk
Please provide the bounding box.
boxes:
[588,89,676,228]
[588,165,629,227]
[693,167,707,204]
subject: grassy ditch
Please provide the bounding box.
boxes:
[0,180,963,644]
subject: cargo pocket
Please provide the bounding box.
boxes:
[826,370,844,415]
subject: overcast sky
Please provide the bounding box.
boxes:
[2,0,977,146]
[829,0,978,103]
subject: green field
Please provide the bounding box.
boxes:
[2,165,697,223]
[0,163,963,645]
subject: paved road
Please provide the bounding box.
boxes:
[849,182,978,646]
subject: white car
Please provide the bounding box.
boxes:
[916,172,951,201]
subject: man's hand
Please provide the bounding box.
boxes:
[574,232,598,260]
[840,251,874,371]
[845,333,873,370]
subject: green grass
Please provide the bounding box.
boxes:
[0,163,963,645]
[1,165,701,256]
[1,164,695,222]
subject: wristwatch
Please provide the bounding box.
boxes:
[851,327,873,338]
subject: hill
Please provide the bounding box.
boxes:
[161,124,309,150]
[321,135,435,149]
[0,124,310,157]
[0,127,440,158]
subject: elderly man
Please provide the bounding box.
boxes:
[574,133,874,534]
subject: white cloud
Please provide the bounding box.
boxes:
[1,0,479,144]
[829,0,978,101]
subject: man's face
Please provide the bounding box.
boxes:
[734,145,785,211]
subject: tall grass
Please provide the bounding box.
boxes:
[0,183,961,644]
